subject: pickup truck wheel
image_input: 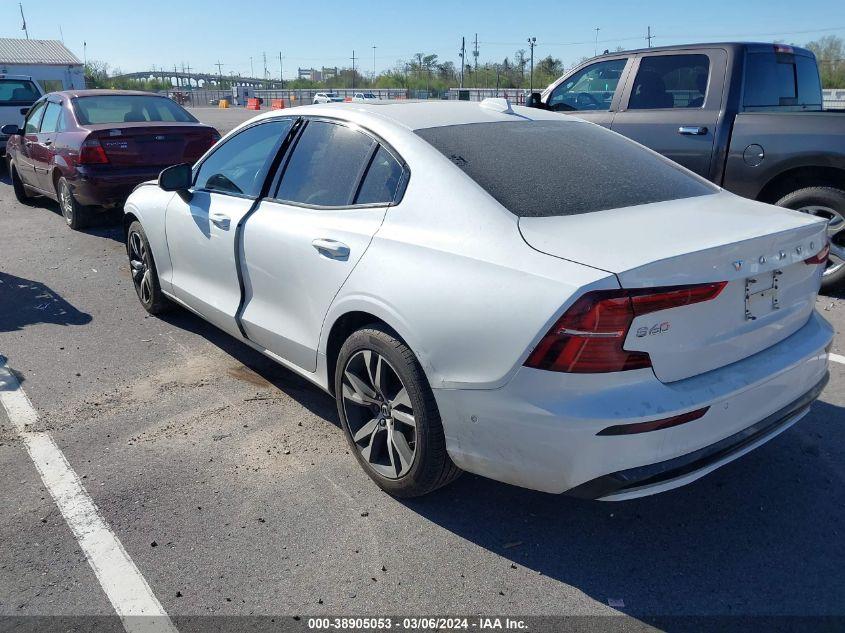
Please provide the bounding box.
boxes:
[10,164,31,204]
[335,325,461,498]
[57,177,90,230]
[777,187,845,289]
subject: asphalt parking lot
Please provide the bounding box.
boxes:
[2,105,845,628]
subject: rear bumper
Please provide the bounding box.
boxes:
[71,166,166,208]
[434,310,833,496]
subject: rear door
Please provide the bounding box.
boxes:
[165,118,294,336]
[611,50,726,178]
[543,57,633,128]
[239,119,406,372]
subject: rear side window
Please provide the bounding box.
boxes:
[276,120,376,206]
[743,52,822,109]
[0,79,40,106]
[72,95,197,124]
[629,54,710,109]
[355,146,403,205]
[416,121,715,218]
[195,120,292,197]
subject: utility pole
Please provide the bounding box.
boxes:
[186,63,192,88]
[19,3,29,40]
[473,33,479,88]
[646,26,654,48]
[216,60,224,85]
[174,65,179,89]
[527,37,537,93]
[250,57,254,78]
[459,37,465,89]
[83,41,87,67]
[372,45,377,80]
[594,27,600,57]
[351,50,357,89]
[279,52,284,86]
[262,51,268,84]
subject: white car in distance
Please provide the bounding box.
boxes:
[353,92,378,103]
[312,92,345,104]
[123,99,833,499]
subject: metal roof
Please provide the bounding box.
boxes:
[0,38,82,66]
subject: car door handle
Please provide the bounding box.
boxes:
[312,238,350,259]
[209,212,231,230]
[678,126,708,136]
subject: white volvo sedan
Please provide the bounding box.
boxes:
[123,99,833,499]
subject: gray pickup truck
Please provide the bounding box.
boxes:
[530,42,845,288]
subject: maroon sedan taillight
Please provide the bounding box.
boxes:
[79,138,109,164]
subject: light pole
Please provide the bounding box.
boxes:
[594,27,600,57]
[372,45,377,81]
[527,37,536,93]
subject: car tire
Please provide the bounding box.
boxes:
[335,325,461,498]
[10,163,31,204]
[126,220,172,315]
[57,177,90,230]
[777,187,845,290]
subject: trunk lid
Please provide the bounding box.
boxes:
[519,192,828,382]
[86,122,216,167]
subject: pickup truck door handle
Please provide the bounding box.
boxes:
[209,212,231,230]
[312,238,350,259]
[678,126,708,136]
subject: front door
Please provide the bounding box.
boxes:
[165,118,293,336]
[543,57,632,128]
[239,119,406,372]
[610,50,726,178]
[32,101,63,191]
[15,99,47,188]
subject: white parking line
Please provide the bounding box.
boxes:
[0,359,177,633]
[831,353,845,365]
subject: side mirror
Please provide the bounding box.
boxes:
[19,107,30,116]
[525,92,550,110]
[1,124,22,136]
[158,163,193,201]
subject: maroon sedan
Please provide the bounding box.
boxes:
[2,90,219,229]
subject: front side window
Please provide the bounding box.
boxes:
[72,95,197,125]
[0,79,40,106]
[39,102,63,133]
[628,54,710,109]
[356,146,403,205]
[276,120,376,207]
[416,120,716,218]
[194,120,292,197]
[24,100,47,134]
[548,59,627,112]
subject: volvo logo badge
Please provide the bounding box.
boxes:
[733,260,743,271]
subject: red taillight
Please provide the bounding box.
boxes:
[804,242,830,266]
[596,407,710,436]
[524,282,727,373]
[79,138,109,164]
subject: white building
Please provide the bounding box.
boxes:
[0,38,85,91]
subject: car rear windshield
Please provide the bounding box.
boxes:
[72,95,197,125]
[415,120,716,217]
[0,79,40,106]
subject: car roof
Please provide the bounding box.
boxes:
[252,99,568,132]
[46,89,174,99]
[590,41,815,58]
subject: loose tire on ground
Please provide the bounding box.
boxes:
[335,325,461,497]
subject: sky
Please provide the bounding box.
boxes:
[5,0,845,79]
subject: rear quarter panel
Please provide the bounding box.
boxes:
[724,111,845,199]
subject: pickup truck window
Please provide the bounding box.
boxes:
[416,120,715,218]
[0,79,40,106]
[743,53,822,109]
[629,55,710,109]
[547,59,627,112]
